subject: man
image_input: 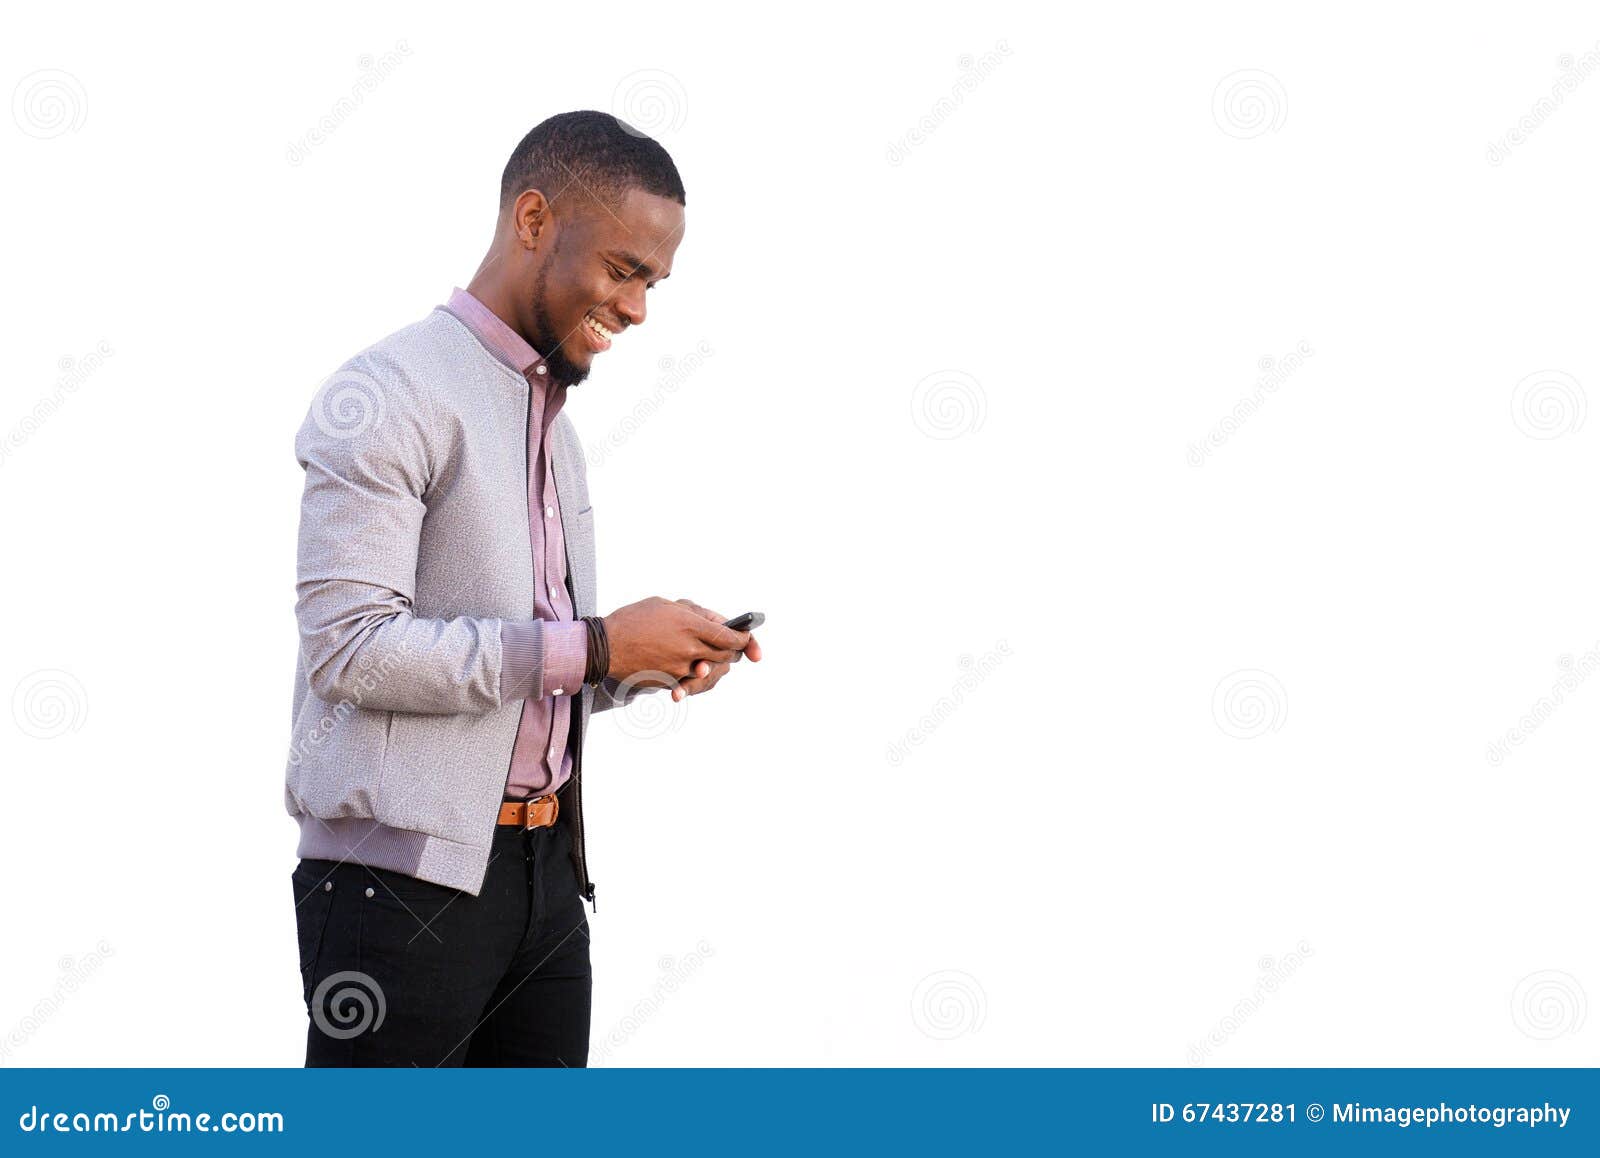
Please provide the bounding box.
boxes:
[284,111,761,1067]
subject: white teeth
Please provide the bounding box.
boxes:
[587,317,612,340]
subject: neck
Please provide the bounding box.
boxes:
[465,249,521,336]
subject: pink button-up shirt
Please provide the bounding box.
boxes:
[441,287,588,798]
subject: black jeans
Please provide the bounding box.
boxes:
[291,814,591,1067]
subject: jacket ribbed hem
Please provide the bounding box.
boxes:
[295,816,492,895]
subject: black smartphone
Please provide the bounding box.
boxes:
[722,611,764,631]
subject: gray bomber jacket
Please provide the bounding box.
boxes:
[284,306,645,897]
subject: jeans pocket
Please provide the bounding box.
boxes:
[291,861,337,1007]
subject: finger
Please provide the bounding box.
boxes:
[630,671,678,691]
[675,599,727,624]
[671,665,706,700]
[744,635,762,662]
[693,621,750,651]
[675,661,729,699]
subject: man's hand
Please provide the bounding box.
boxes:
[669,598,763,702]
[601,596,751,694]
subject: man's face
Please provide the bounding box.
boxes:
[521,187,685,387]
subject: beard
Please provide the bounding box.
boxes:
[528,260,590,389]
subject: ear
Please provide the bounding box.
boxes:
[510,188,551,250]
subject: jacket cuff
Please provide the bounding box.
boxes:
[499,620,544,702]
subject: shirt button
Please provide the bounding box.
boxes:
[545,505,554,519]
[323,881,333,893]
[551,687,563,696]
[534,364,547,376]
[364,887,375,898]
[548,745,557,759]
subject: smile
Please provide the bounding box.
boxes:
[583,316,616,351]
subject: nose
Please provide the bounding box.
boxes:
[615,282,646,328]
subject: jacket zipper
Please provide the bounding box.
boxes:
[570,694,595,912]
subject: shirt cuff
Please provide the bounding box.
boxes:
[500,619,588,702]
[541,621,588,697]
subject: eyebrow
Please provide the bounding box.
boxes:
[605,250,670,282]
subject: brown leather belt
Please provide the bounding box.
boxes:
[497,793,559,829]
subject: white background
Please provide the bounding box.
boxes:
[1,1,1596,1067]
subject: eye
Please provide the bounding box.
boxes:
[605,264,627,282]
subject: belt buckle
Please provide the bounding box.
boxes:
[526,793,558,829]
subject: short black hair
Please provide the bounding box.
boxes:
[499,110,685,216]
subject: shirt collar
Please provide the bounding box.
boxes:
[442,286,551,381]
